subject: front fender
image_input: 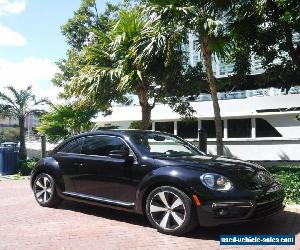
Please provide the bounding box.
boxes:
[30,157,64,192]
[135,166,201,214]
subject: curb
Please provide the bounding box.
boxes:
[286,204,300,209]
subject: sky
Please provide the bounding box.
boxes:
[0,0,119,102]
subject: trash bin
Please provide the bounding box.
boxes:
[0,146,19,176]
[0,142,18,150]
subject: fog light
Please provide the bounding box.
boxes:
[217,208,229,216]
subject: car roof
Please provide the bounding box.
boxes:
[62,129,164,142]
[49,129,191,156]
[51,129,163,153]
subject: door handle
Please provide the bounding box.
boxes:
[74,162,84,167]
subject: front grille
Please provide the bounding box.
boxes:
[244,170,274,190]
[251,198,284,218]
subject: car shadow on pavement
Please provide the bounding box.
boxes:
[187,210,300,240]
[56,200,149,227]
[56,201,300,239]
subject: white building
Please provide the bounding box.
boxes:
[93,35,300,162]
[94,88,300,162]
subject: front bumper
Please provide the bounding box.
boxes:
[195,186,285,226]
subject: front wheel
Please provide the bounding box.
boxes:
[33,173,62,207]
[145,186,197,235]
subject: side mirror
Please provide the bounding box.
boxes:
[109,150,134,163]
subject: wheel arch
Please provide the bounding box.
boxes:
[30,158,64,192]
[136,175,197,215]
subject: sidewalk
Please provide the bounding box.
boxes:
[0,180,299,250]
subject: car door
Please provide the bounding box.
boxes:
[72,135,138,203]
[52,137,85,193]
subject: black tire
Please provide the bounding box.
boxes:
[145,186,197,235]
[33,173,62,207]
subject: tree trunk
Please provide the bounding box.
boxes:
[19,117,27,161]
[141,103,152,130]
[200,38,224,155]
[138,86,152,130]
[284,25,300,68]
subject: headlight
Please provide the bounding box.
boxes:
[200,173,233,191]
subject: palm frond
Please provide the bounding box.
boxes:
[0,104,16,118]
[27,109,46,117]
[34,98,51,106]
[5,86,20,101]
[0,91,18,109]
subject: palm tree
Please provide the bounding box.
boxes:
[70,8,184,130]
[0,86,48,161]
[111,9,154,130]
[145,0,233,155]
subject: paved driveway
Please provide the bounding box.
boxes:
[0,180,299,250]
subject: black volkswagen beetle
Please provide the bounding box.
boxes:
[31,130,285,235]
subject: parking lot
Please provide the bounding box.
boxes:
[0,180,299,250]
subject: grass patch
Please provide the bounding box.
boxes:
[266,165,300,204]
[0,174,30,181]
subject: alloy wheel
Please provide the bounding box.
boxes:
[34,175,53,204]
[149,191,186,230]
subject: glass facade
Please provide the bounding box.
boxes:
[154,117,283,139]
[155,122,174,134]
[188,34,264,77]
[177,120,198,139]
[228,119,252,138]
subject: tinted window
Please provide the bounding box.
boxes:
[60,138,84,154]
[177,120,198,138]
[228,119,251,138]
[201,120,224,138]
[256,118,282,137]
[81,136,128,156]
[155,122,174,134]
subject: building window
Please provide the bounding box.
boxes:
[220,64,226,75]
[193,55,200,63]
[256,118,282,137]
[201,120,224,138]
[193,40,198,50]
[155,122,174,134]
[226,64,234,73]
[228,119,251,138]
[177,120,198,139]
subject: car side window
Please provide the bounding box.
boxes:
[59,138,84,154]
[81,136,129,157]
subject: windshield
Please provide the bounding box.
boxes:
[131,132,203,157]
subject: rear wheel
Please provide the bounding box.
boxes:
[145,186,197,235]
[33,173,62,207]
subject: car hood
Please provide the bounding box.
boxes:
[154,155,272,189]
[154,154,264,171]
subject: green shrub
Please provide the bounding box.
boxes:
[0,127,20,143]
[19,158,39,176]
[129,120,152,130]
[267,166,300,204]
